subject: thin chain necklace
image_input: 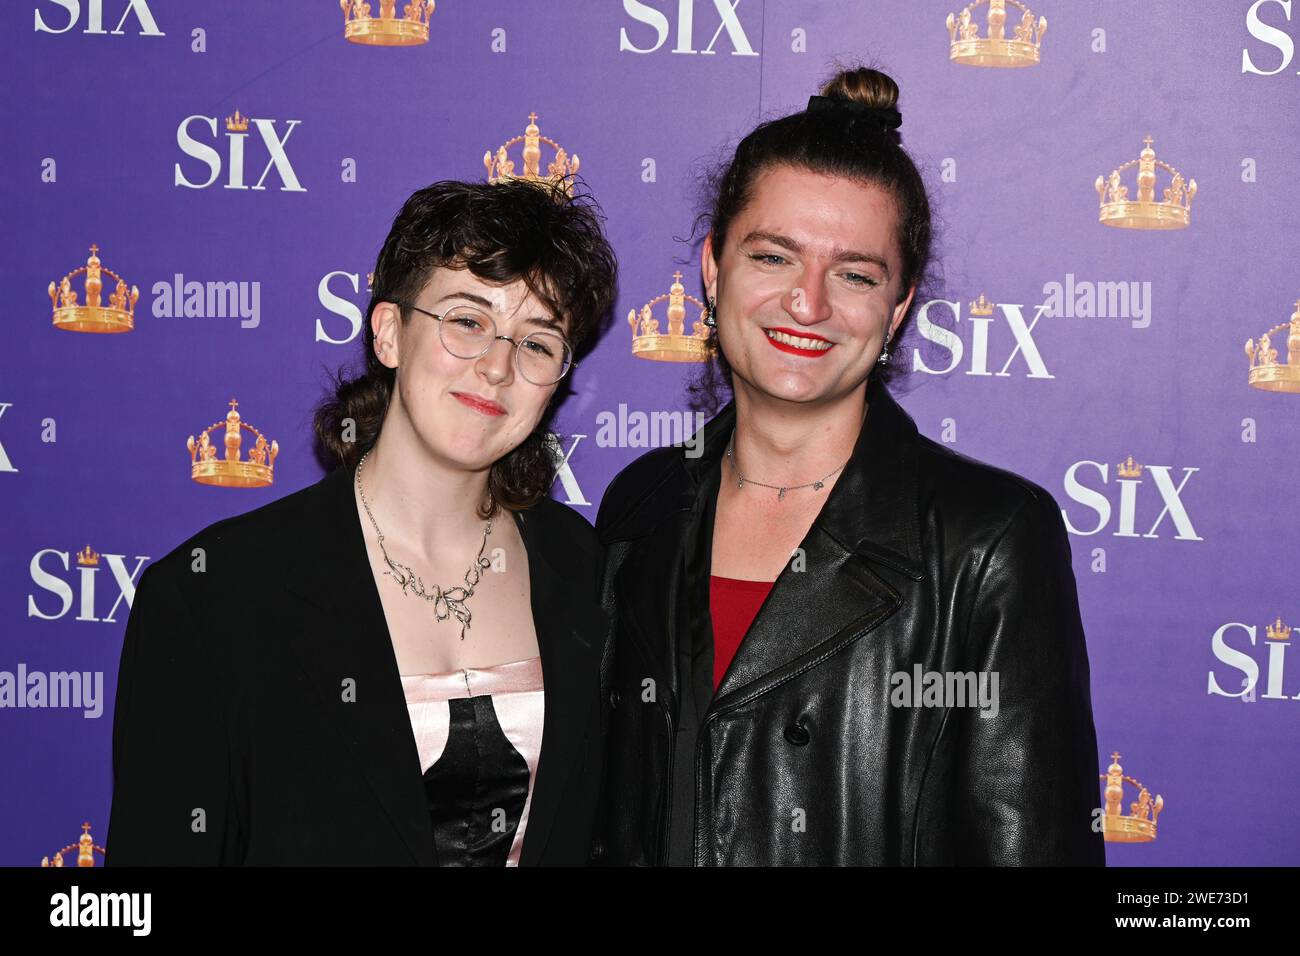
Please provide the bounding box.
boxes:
[355,451,493,641]
[725,429,849,501]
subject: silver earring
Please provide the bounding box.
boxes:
[703,297,717,328]
[877,342,891,365]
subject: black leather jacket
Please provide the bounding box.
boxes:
[592,374,1106,865]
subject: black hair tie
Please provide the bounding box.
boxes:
[806,94,902,131]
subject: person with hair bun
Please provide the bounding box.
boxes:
[593,67,1105,866]
[107,178,618,866]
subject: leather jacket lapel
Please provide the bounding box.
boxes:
[710,528,904,706]
[607,514,693,708]
[814,374,925,580]
[603,457,703,711]
[682,374,925,577]
[597,375,932,773]
[690,375,928,705]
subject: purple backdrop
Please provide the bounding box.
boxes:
[4,0,1299,866]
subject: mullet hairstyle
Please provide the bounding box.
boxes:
[314,177,618,517]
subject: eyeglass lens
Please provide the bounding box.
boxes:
[437,307,571,384]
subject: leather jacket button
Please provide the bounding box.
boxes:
[784,722,810,746]
[609,688,621,709]
[589,840,605,861]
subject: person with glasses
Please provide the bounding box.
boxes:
[107,178,618,866]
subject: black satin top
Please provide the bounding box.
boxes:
[401,656,545,866]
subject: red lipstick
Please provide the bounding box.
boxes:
[763,327,836,358]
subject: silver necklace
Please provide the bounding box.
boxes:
[724,430,849,501]
[355,451,493,640]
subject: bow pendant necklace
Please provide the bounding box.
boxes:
[355,451,493,640]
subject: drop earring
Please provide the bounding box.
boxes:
[703,297,717,328]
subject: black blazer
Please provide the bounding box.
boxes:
[593,373,1105,865]
[106,464,610,866]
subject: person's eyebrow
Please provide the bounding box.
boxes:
[435,290,497,310]
[435,291,565,332]
[741,230,891,278]
[520,315,565,333]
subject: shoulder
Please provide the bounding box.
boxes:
[141,470,338,599]
[521,494,600,559]
[594,444,683,543]
[913,434,1067,550]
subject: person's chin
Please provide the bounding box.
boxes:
[742,362,833,403]
[423,427,506,470]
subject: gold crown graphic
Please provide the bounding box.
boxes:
[628,271,713,363]
[1099,753,1164,843]
[76,545,100,567]
[969,293,995,316]
[1244,299,1300,394]
[1266,617,1292,641]
[187,399,279,488]
[1116,455,1143,479]
[225,108,249,132]
[484,112,581,195]
[946,0,1046,67]
[40,822,105,867]
[48,244,139,334]
[1095,136,1197,230]
[341,0,434,46]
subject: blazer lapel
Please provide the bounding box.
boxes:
[516,503,608,866]
[279,464,439,866]
[280,466,610,867]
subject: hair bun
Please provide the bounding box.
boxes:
[813,67,903,132]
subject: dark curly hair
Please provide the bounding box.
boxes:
[314,177,618,516]
[687,63,942,415]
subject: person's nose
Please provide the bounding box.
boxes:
[474,336,515,386]
[785,266,834,326]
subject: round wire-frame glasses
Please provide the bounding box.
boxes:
[400,301,575,386]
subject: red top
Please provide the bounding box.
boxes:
[709,575,776,692]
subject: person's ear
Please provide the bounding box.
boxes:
[372,301,401,369]
[701,232,719,304]
[889,283,916,341]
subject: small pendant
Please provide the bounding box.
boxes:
[813,481,824,490]
[777,487,787,501]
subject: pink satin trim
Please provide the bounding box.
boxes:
[400,656,544,867]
